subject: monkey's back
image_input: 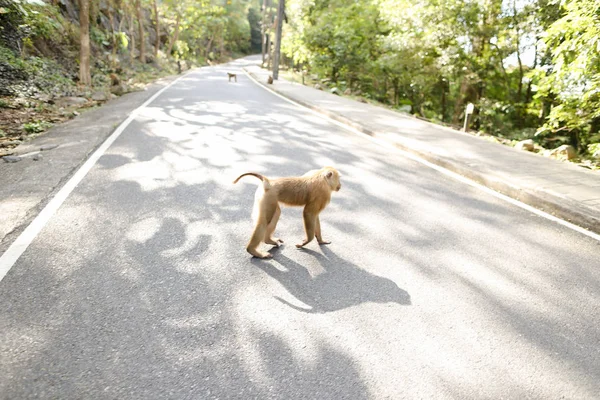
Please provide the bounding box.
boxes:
[274,177,330,209]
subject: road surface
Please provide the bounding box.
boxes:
[1,59,599,399]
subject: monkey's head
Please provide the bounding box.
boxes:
[323,167,342,192]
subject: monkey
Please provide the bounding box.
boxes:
[110,73,120,86]
[267,75,273,84]
[227,72,237,82]
[233,167,342,259]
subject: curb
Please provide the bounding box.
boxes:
[244,68,600,236]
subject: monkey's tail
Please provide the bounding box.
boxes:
[233,172,272,190]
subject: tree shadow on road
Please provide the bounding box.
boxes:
[252,246,411,313]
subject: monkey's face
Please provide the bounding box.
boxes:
[324,168,342,192]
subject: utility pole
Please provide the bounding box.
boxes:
[272,0,284,80]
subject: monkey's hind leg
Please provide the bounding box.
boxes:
[246,221,272,259]
[264,204,283,247]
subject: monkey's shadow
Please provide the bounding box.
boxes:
[252,247,411,313]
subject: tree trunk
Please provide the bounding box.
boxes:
[441,78,448,122]
[165,13,180,57]
[108,1,118,68]
[261,0,269,65]
[272,0,284,80]
[219,29,225,57]
[206,37,214,58]
[79,0,92,85]
[153,0,160,57]
[129,13,135,64]
[136,0,145,63]
[525,43,538,105]
[513,0,525,128]
[265,34,271,67]
[90,0,97,28]
[452,78,478,125]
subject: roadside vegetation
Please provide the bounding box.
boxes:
[269,0,600,169]
[2,0,599,170]
[0,0,262,156]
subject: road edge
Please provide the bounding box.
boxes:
[243,67,600,237]
[0,70,193,279]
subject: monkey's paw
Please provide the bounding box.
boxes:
[317,240,331,245]
[266,238,284,247]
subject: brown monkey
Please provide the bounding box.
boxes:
[227,72,237,82]
[233,167,342,259]
[267,75,274,84]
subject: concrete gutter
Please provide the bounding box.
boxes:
[243,66,600,236]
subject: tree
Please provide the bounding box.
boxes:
[272,0,284,79]
[248,7,262,53]
[136,0,145,63]
[78,0,92,85]
[535,0,600,152]
[153,0,160,57]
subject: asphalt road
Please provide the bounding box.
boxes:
[1,59,599,399]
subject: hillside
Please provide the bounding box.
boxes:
[0,0,261,157]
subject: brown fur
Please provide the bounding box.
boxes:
[233,167,342,258]
[227,72,237,82]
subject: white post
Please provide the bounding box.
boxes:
[463,103,474,132]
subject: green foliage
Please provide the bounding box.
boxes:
[164,0,254,61]
[0,0,28,52]
[22,1,65,40]
[22,120,52,134]
[534,0,600,152]
[114,32,129,52]
[172,40,190,61]
[589,143,600,159]
[247,7,262,53]
[280,0,600,157]
[90,26,111,47]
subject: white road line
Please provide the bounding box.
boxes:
[0,72,193,283]
[244,68,600,243]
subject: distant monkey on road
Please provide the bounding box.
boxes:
[227,72,237,82]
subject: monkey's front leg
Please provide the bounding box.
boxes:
[296,210,317,248]
[315,216,331,245]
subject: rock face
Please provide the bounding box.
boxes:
[91,91,108,101]
[515,139,535,152]
[2,155,22,163]
[110,83,128,96]
[0,140,22,148]
[549,144,577,160]
[55,96,88,107]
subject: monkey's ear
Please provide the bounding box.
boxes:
[325,171,333,178]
